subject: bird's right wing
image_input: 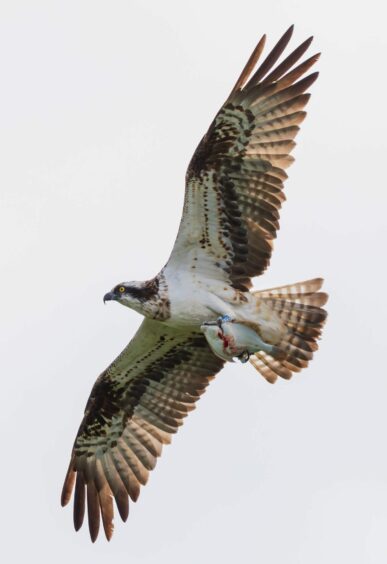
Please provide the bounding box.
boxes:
[61,318,224,541]
[168,26,319,291]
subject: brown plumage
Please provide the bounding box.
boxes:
[181,25,320,291]
[62,27,327,541]
[250,279,327,383]
[62,321,224,541]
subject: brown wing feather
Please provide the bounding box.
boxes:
[228,33,267,97]
[169,28,320,291]
[61,319,224,541]
[244,25,295,88]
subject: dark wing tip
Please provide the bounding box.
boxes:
[300,36,313,52]
[73,473,86,531]
[87,481,101,542]
[307,70,319,85]
[278,25,294,48]
[291,71,320,94]
[116,491,130,522]
[285,24,295,36]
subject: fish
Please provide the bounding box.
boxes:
[201,318,274,363]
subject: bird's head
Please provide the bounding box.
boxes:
[104,281,146,312]
[103,279,159,313]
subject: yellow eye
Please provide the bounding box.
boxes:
[119,286,125,293]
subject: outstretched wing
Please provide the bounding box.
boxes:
[61,319,224,541]
[167,26,319,290]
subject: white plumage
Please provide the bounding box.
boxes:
[61,26,328,542]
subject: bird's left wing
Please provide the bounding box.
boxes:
[61,318,224,541]
[167,26,319,291]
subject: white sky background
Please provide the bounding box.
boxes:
[1,0,386,562]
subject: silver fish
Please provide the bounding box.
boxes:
[201,318,274,363]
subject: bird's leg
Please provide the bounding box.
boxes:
[205,294,236,331]
[216,314,233,331]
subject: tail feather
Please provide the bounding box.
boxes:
[283,358,308,372]
[250,278,327,383]
[251,351,293,381]
[253,278,328,306]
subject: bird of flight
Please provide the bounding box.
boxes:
[61,26,328,542]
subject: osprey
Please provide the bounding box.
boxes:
[61,26,328,541]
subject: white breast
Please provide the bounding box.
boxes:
[163,266,217,327]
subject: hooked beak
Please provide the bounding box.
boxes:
[103,292,116,304]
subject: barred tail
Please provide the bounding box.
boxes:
[249,278,328,384]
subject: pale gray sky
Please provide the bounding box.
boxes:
[1,1,387,562]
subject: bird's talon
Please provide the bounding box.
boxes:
[238,351,250,363]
